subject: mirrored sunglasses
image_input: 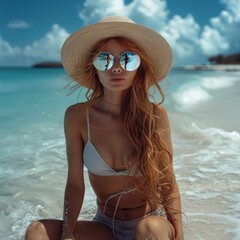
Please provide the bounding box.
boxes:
[93,51,141,71]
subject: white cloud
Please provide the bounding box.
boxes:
[161,14,201,63]
[210,10,234,32]
[78,0,125,25]
[0,35,21,57]
[1,0,240,66]
[200,26,229,55]
[125,0,168,30]
[221,0,240,21]
[0,35,23,66]
[0,25,69,66]
[7,20,31,29]
[79,0,240,65]
[200,0,240,56]
[23,24,69,60]
[79,0,168,30]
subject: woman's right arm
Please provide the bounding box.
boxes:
[61,106,85,240]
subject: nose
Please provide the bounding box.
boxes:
[111,56,122,73]
[112,67,122,73]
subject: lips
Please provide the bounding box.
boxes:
[110,78,125,82]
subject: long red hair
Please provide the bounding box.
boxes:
[69,37,173,206]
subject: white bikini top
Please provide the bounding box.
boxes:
[83,108,134,176]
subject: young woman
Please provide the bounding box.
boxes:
[25,16,183,240]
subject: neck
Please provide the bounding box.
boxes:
[99,90,127,117]
[103,89,128,106]
[102,98,122,107]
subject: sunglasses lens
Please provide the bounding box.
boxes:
[93,52,114,71]
[93,52,141,71]
[119,52,141,71]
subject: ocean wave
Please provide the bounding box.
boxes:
[173,123,240,240]
[0,200,45,240]
[201,75,240,90]
[171,83,212,110]
[170,72,240,112]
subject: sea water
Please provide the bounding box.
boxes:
[0,67,239,239]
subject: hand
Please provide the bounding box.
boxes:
[62,236,75,240]
[61,234,75,240]
[61,229,75,240]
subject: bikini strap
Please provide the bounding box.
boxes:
[86,107,91,140]
[103,187,136,240]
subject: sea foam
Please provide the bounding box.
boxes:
[172,83,212,110]
[201,75,240,90]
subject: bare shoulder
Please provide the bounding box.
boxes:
[65,102,88,117]
[152,103,170,128]
[64,102,89,138]
[153,103,173,154]
[65,102,89,122]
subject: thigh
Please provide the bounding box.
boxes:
[26,219,114,240]
[25,219,62,240]
[74,221,114,240]
[136,216,175,240]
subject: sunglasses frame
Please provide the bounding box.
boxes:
[93,51,141,72]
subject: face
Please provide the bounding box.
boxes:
[94,39,139,92]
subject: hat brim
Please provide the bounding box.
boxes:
[61,21,173,88]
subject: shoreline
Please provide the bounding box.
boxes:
[176,64,240,72]
[1,64,240,72]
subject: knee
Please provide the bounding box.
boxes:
[25,221,47,240]
[136,216,175,240]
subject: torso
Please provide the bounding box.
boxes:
[73,101,159,220]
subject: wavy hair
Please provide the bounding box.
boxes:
[69,37,173,207]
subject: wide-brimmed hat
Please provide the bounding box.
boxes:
[61,16,173,88]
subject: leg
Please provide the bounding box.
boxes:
[25,219,114,240]
[135,216,175,240]
[25,220,62,240]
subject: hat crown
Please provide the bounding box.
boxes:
[100,15,135,24]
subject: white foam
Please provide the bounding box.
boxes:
[172,83,212,110]
[170,71,240,112]
[0,201,45,240]
[191,123,240,142]
[174,122,240,239]
[201,75,239,90]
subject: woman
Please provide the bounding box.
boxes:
[25,16,183,240]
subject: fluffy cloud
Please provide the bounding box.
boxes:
[0,35,22,66]
[78,0,240,65]
[79,0,168,30]
[200,25,229,55]
[0,24,69,66]
[1,0,240,66]
[200,0,240,56]
[221,0,240,21]
[23,24,69,59]
[0,35,21,57]
[79,0,126,25]
[161,14,202,64]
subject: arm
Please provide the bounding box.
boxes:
[162,161,183,240]
[61,106,85,240]
[156,105,184,240]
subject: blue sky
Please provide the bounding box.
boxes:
[0,0,239,66]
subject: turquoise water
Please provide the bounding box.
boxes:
[0,68,240,239]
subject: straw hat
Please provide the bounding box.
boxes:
[61,16,173,88]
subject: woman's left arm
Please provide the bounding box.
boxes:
[156,105,184,240]
[162,162,183,240]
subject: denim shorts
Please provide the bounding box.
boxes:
[93,209,165,240]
